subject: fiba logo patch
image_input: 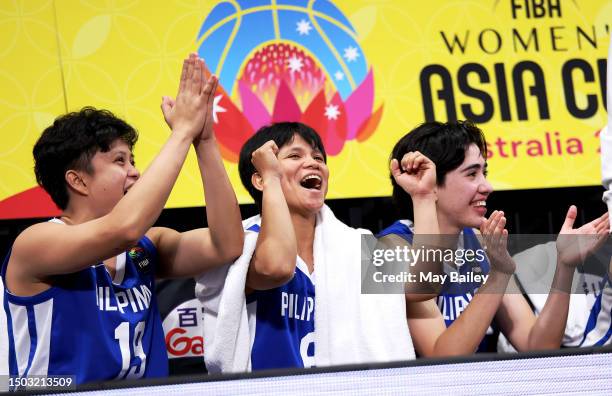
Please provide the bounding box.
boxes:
[128,246,151,273]
[197,0,382,161]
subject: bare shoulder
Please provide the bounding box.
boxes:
[406,297,440,319]
[7,222,63,293]
[145,226,165,246]
[145,226,183,250]
[377,233,412,248]
[12,221,64,257]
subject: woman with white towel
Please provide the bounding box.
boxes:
[197,122,415,373]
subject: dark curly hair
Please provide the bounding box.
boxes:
[33,107,138,210]
[238,122,326,209]
[390,120,487,218]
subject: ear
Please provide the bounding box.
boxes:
[251,172,264,193]
[65,169,89,196]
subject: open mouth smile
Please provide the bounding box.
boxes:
[300,174,322,190]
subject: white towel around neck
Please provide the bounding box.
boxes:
[195,205,415,373]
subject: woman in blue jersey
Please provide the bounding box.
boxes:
[214,122,414,371]
[381,120,609,356]
[239,126,319,369]
[1,54,244,384]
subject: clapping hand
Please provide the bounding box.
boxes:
[556,206,609,267]
[480,210,516,275]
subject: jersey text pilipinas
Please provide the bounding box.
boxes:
[1,236,168,385]
[247,258,315,370]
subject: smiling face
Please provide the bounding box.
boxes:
[436,144,492,234]
[276,134,329,216]
[78,139,140,217]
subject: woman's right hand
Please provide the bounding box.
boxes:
[390,151,437,200]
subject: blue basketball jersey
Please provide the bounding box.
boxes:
[577,274,612,347]
[522,242,612,348]
[378,220,498,352]
[245,225,315,370]
[496,241,612,353]
[1,227,168,385]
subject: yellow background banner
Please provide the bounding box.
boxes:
[0,0,610,219]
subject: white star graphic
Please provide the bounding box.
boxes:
[324,104,340,120]
[287,55,304,73]
[343,46,360,62]
[334,71,344,81]
[296,19,312,35]
[212,95,227,123]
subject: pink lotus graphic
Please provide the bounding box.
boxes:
[212,43,382,161]
[0,0,384,219]
[198,1,383,162]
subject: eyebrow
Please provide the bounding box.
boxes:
[285,145,305,152]
[460,162,487,173]
[284,145,322,155]
[112,149,135,160]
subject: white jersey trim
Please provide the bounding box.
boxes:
[113,253,126,285]
[8,303,30,376]
[296,257,314,285]
[0,277,9,377]
[27,299,53,375]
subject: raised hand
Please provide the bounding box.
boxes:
[251,140,281,181]
[480,210,516,275]
[556,206,610,267]
[193,58,217,143]
[161,53,218,142]
[391,151,437,199]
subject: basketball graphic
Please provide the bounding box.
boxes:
[197,0,383,161]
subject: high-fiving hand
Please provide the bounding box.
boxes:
[161,53,218,143]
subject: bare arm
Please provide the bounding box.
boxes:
[194,136,244,269]
[406,298,447,357]
[149,226,241,279]
[390,152,444,301]
[246,141,297,290]
[155,59,244,278]
[501,207,609,351]
[409,271,511,357]
[8,55,208,286]
[408,211,513,357]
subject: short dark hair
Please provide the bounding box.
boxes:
[33,107,138,210]
[238,122,326,208]
[390,120,487,218]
